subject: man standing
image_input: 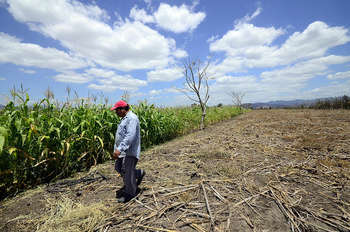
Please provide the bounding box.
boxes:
[111,100,145,203]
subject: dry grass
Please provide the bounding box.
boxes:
[1,109,349,232]
[35,196,112,232]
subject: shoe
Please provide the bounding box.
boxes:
[137,170,145,186]
[115,186,125,198]
[117,196,126,203]
[117,193,133,203]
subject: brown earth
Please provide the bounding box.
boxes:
[0,109,349,232]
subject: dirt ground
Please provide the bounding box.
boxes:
[1,109,349,232]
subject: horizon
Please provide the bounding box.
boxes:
[1,92,348,108]
[1,0,350,106]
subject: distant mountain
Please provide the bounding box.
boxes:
[0,104,4,110]
[245,97,335,109]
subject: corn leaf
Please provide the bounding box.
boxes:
[0,135,5,153]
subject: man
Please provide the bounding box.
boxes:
[111,100,145,203]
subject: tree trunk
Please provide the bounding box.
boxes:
[200,104,206,130]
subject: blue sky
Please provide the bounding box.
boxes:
[0,0,350,106]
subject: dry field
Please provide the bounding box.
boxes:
[1,109,349,232]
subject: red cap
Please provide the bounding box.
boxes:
[110,100,128,111]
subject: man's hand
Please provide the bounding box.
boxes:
[112,149,121,160]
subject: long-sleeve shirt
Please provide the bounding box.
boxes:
[114,111,141,159]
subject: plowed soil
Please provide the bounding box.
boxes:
[1,109,349,232]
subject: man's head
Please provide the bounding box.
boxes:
[111,100,129,118]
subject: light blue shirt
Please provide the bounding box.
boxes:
[114,111,141,159]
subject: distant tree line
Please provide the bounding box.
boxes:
[242,95,350,110]
[307,95,350,109]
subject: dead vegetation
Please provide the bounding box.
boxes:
[0,109,349,231]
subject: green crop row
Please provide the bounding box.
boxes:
[0,95,242,199]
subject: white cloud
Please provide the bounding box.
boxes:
[88,83,118,92]
[153,3,205,33]
[0,77,5,80]
[234,7,262,26]
[215,75,257,84]
[129,3,205,34]
[261,55,350,84]
[88,74,147,92]
[147,67,183,82]
[149,89,163,95]
[84,68,147,92]
[166,87,182,94]
[7,0,180,71]
[145,87,182,103]
[275,21,350,64]
[129,6,154,23]
[51,67,147,91]
[208,55,350,105]
[190,0,200,11]
[210,23,284,56]
[327,70,350,79]
[113,11,125,27]
[53,72,93,83]
[7,0,109,24]
[302,80,350,99]
[245,55,350,100]
[209,14,350,74]
[19,68,36,74]
[209,57,245,76]
[211,75,261,97]
[84,68,114,78]
[172,49,188,58]
[146,88,195,106]
[209,74,290,105]
[143,0,152,9]
[207,35,219,43]
[210,7,283,58]
[0,32,87,71]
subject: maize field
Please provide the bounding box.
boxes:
[0,94,242,199]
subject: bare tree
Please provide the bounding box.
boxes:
[228,91,245,110]
[181,59,210,130]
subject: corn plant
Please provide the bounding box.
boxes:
[0,95,242,200]
[0,94,117,199]
[134,102,181,149]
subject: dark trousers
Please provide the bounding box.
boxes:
[115,156,142,197]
